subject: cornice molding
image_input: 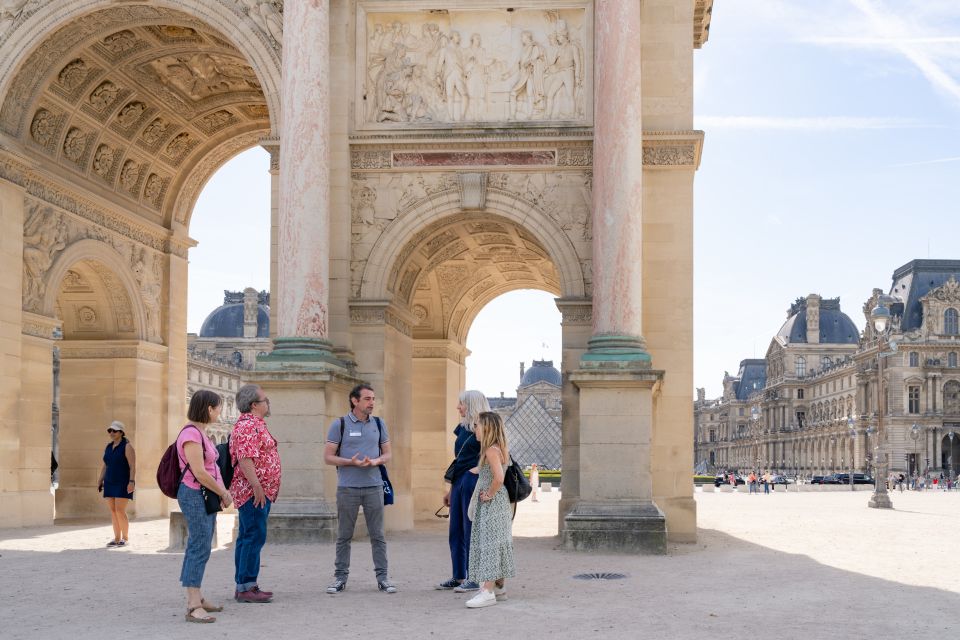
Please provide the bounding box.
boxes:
[349,299,415,338]
[21,311,61,340]
[58,339,168,362]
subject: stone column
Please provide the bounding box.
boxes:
[270,0,335,361]
[563,1,666,554]
[582,0,649,364]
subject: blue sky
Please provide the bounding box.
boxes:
[188,0,960,398]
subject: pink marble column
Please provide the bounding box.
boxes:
[585,0,648,362]
[277,0,331,344]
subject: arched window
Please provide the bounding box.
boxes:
[909,351,919,367]
[796,356,806,377]
[950,352,958,368]
[945,308,959,335]
[821,356,831,368]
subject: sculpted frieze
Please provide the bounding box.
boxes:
[0,1,41,41]
[358,3,591,128]
[22,203,68,311]
[145,53,261,102]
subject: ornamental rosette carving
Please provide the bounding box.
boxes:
[925,277,960,304]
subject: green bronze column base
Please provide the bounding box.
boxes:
[580,334,653,368]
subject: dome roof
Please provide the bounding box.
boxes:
[776,297,859,345]
[199,303,270,338]
[520,360,561,388]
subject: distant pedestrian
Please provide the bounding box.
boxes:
[529,463,540,502]
[98,421,135,547]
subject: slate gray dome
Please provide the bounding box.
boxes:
[776,297,859,345]
[520,360,562,387]
[199,304,269,338]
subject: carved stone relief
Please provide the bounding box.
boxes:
[102,30,138,54]
[22,203,68,311]
[359,5,591,126]
[145,53,261,102]
[92,144,116,180]
[131,246,162,342]
[88,81,120,112]
[57,59,88,91]
[237,0,283,45]
[30,107,60,148]
[62,127,88,164]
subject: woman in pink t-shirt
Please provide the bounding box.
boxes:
[178,390,233,623]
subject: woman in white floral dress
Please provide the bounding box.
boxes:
[465,411,515,608]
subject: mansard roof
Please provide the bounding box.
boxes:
[889,260,960,331]
[734,359,767,401]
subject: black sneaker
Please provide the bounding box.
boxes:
[377,580,398,594]
[436,578,460,590]
[326,579,346,594]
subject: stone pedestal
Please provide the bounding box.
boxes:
[247,367,358,543]
[563,368,666,553]
[169,510,218,550]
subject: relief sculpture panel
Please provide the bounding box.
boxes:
[357,3,592,128]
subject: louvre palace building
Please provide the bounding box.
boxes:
[695,259,960,480]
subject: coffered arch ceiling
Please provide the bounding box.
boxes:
[55,259,139,341]
[1,5,273,229]
[393,214,562,344]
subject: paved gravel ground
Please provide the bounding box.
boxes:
[1,488,957,639]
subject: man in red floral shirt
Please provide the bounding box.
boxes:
[230,384,282,603]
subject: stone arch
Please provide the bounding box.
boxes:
[0,2,278,228]
[360,190,587,304]
[41,238,147,340]
[0,1,280,133]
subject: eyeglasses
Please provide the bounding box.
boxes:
[434,506,449,519]
[106,429,117,434]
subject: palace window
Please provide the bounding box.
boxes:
[796,357,806,377]
[909,351,919,367]
[908,386,921,414]
[950,352,958,368]
[946,308,959,335]
[797,388,804,399]
[709,429,716,443]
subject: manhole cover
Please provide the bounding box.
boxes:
[572,572,627,581]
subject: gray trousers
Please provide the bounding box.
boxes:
[335,485,387,581]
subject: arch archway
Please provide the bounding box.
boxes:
[2,1,277,525]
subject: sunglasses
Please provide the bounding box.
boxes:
[107,429,119,433]
[434,506,449,519]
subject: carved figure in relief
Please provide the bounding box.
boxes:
[131,247,162,342]
[435,31,469,121]
[240,0,283,43]
[1,0,37,34]
[22,207,67,310]
[544,22,583,119]
[89,81,119,111]
[150,53,260,101]
[165,132,191,157]
[506,31,545,119]
[464,34,503,120]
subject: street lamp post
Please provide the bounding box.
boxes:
[848,417,857,491]
[910,423,921,488]
[868,298,894,509]
[949,432,956,486]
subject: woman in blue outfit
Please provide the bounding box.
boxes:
[97,421,136,547]
[436,390,490,593]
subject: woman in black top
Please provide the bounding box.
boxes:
[436,390,490,592]
[98,421,136,547]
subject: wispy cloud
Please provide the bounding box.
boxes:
[805,36,960,46]
[696,116,920,131]
[845,0,960,107]
[889,155,960,168]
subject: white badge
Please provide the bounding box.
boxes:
[349,430,362,437]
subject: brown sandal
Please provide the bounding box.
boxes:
[200,600,223,612]
[185,607,215,623]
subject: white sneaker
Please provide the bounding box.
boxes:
[494,586,507,602]
[465,589,497,608]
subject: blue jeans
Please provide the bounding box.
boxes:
[235,498,272,591]
[449,471,478,580]
[177,484,216,588]
[335,486,387,581]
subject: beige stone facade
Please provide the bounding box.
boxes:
[1,1,708,547]
[696,261,960,481]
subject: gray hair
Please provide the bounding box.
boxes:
[458,389,491,432]
[236,384,262,414]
